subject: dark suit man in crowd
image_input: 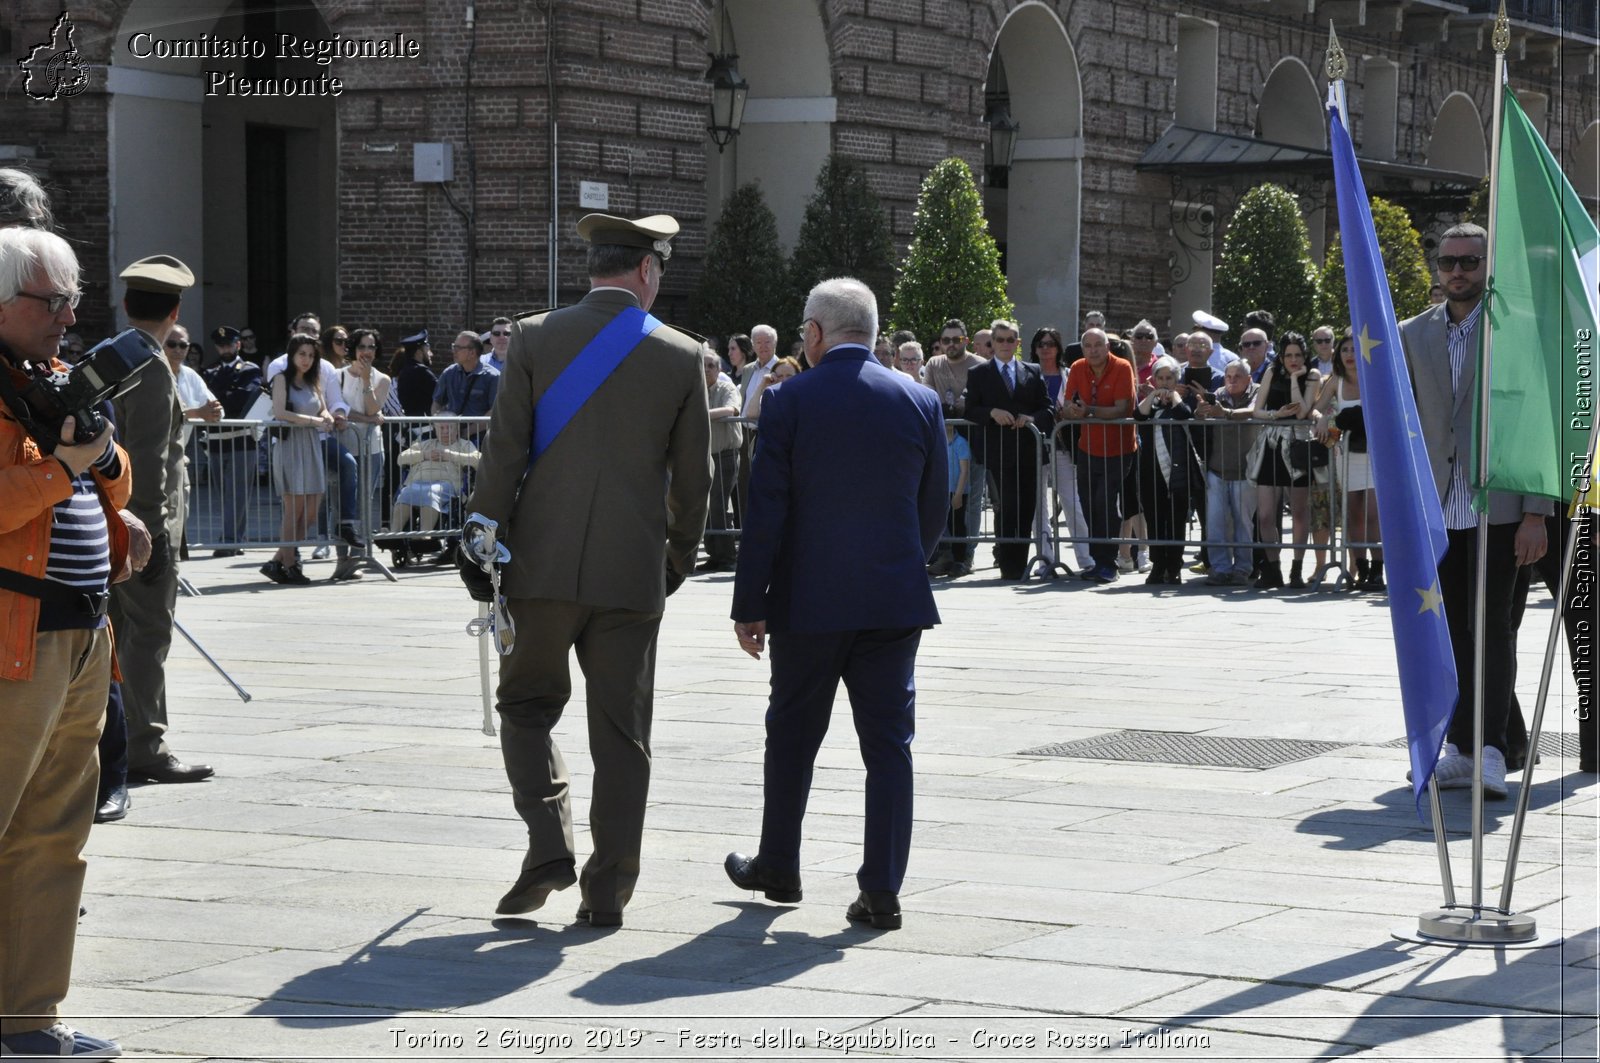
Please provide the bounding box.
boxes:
[725,276,947,931]
[963,318,1053,580]
[202,325,263,556]
[110,255,214,786]
[1398,222,1551,798]
[466,212,711,927]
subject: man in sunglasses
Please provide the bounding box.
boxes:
[485,316,513,374]
[1398,221,1551,798]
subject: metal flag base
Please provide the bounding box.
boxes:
[1391,906,1559,949]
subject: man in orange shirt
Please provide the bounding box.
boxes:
[1060,328,1137,584]
[0,226,133,1059]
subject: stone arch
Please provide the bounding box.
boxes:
[110,0,338,348]
[1428,92,1488,178]
[708,0,833,250]
[984,0,1083,334]
[1572,121,1600,203]
[1255,57,1325,150]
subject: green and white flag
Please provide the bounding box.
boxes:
[1480,88,1600,504]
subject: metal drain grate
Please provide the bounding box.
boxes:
[1020,730,1352,769]
[1378,733,1583,758]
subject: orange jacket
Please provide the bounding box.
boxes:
[1,388,132,682]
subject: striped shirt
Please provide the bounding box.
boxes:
[37,441,120,631]
[1442,301,1484,531]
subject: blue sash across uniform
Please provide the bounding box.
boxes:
[531,306,661,463]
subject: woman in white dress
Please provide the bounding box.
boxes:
[1314,331,1382,591]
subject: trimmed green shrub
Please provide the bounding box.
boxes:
[889,157,1012,344]
[1314,195,1433,329]
[692,182,789,340]
[788,155,897,327]
[1213,183,1318,340]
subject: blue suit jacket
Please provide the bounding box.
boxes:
[731,345,948,633]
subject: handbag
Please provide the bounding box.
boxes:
[1288,424,1331,471]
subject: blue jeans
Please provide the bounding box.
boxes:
[1205,472,1254,575]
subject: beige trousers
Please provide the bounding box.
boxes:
[0,626,110,1035]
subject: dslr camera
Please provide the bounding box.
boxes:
[2,329,159,453]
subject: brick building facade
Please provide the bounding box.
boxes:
[2,0,1594,351]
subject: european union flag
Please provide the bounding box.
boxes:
[1327,96,1458,805]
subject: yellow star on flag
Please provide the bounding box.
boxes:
[1358,322,1382,364]
[1417,581,1444,616]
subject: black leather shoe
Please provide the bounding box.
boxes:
[213,548,243,558]
[496,859,577,915]
[724,852,802,902]
[94,785,130,823]
[575,905,623,928]
[846,890,902,930]
[130,755,214,784]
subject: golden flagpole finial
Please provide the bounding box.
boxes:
[1493,0,1511,54]
[1325,20,1348,82]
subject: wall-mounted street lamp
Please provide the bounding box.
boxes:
[706,2,749,151]
[985,99,1020,173]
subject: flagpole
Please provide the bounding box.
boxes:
[1465,0,1517,918]
[1499,497,1591,910]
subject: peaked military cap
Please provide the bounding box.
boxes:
[120,254,195,294]
[211,325,241,344]
[1191,310,1229,333]
[575,213,678,261]
[401,329,429,346]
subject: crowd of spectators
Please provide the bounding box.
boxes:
[702,306,1381,593]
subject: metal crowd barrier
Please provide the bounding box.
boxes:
[181,415,492,582]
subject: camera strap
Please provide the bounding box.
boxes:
[0,565,109,618]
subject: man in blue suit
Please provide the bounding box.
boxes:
[725,277,947,931]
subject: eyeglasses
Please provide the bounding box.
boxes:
[796,320,812,339]
[164,339,188,349]
[239,332,255,340]
[938,336,965,346]
[1312,335,1334,343]
[1437,254,1483,272]
[490,329,510,337]
[1037,338,1060,347]
[1240,339,1266,348]
[331,335,348,344]
[1132,332,1156,340]
[13,289,81,314]
[992,335,1018,344]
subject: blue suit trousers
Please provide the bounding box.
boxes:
[760,627,921,893]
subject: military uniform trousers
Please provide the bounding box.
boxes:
[760,627,921,895]
[0,626,110,1035]
[108,561,179,771]
[496,597,662,913]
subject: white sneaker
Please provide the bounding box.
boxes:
[1434,746,1474,789]
[1135,555,1152,573]
[1116,556,1135,573]
[1480,746,1508,799]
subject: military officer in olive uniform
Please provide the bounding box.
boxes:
[109,256,214,785]
[466,213,711,927]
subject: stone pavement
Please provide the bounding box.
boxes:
[65,552,1598,1061]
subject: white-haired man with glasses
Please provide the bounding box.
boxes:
[0,226,132,1059]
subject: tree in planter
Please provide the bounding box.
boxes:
[691,182,788,341]
[1314,195,1432,329]
[890,157,1012,344]
[787,155,896,328]
[1212,183,1318,341]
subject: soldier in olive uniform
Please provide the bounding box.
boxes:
[466,213,711,927]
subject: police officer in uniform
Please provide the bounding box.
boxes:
[201,325,263,557]
[466,213,711,927]
[110,255,214,785]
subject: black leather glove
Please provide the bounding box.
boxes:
[140,530,171,584]
[665,558,686,598]
[457,547,495,603]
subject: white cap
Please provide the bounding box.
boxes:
[1192,310,1229,333]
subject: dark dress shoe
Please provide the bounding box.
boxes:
[575,905,623,928]
[213,548,243,558]
[129,756,214,784]
[94,786,131,823]
[846,890,902,930]
[724,851,802,902]
[496,859,577,915]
